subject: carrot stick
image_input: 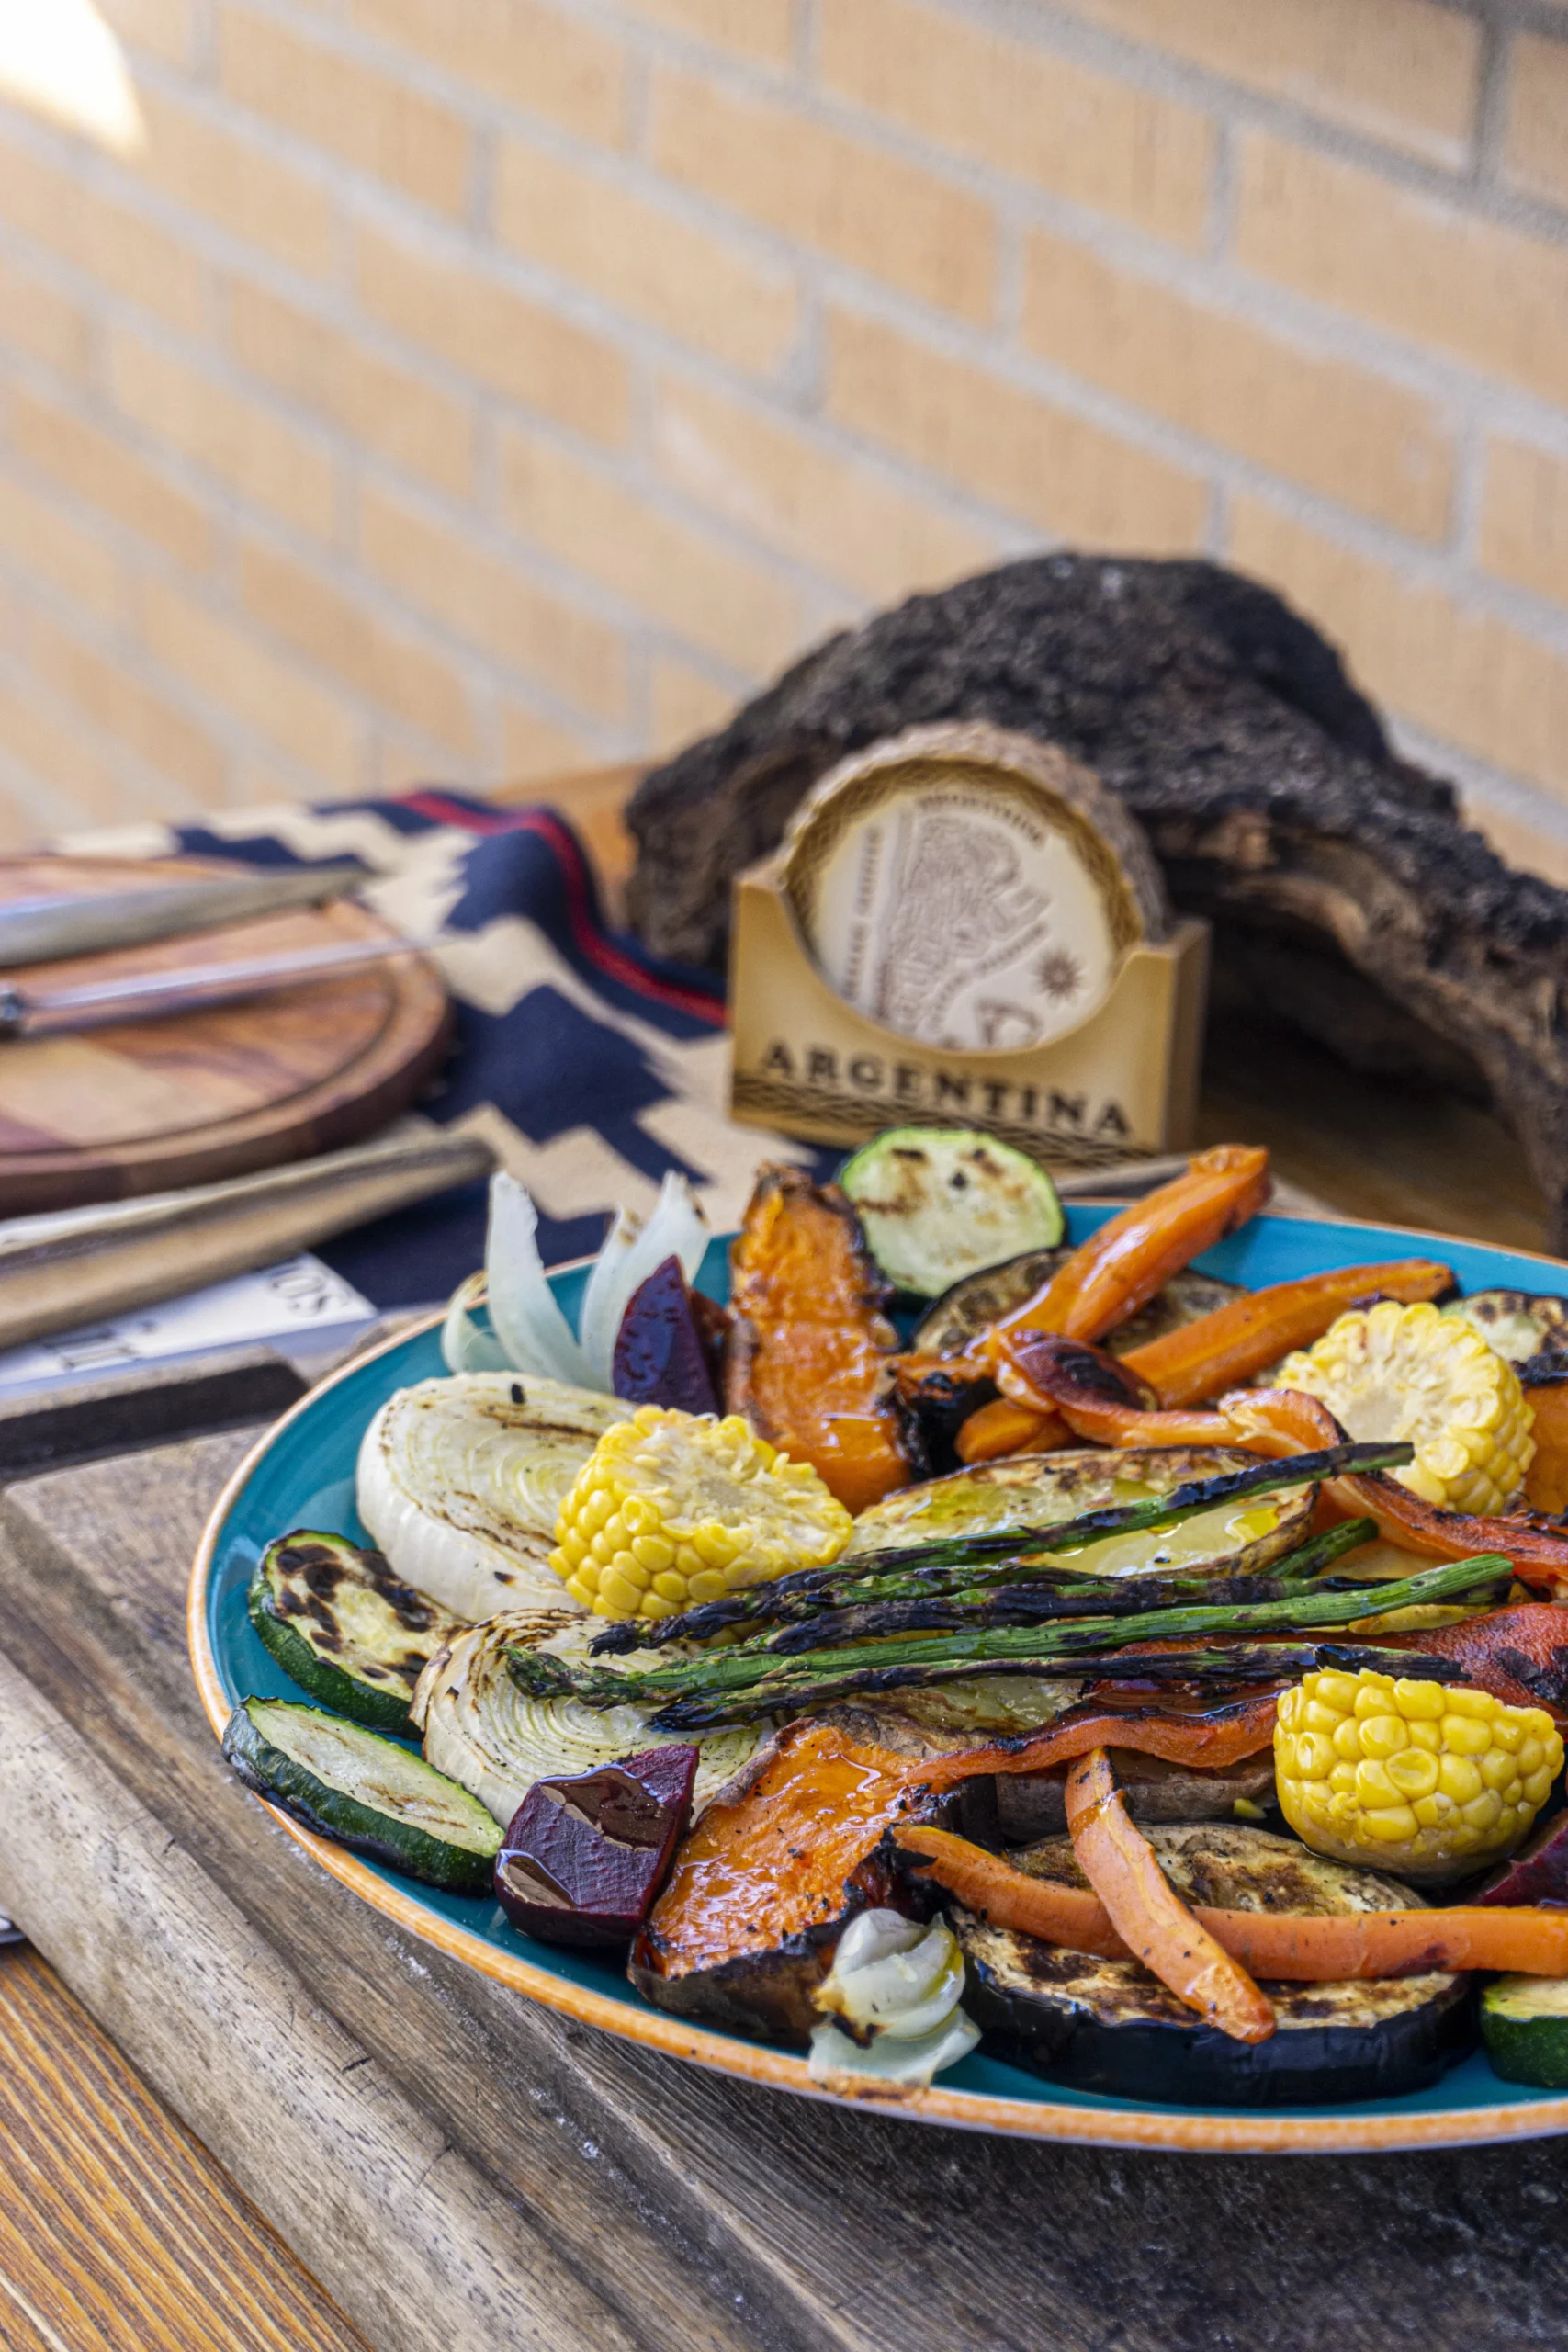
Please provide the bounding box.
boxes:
[1120,1261,1454,1408]
[895,1825,1568,1980]
[953,1397,1066,1464]
[1525,1380,1568,1516]
[1064,1746,1277,2041]
[915,1691,1282,1788]
[977,1145,1271,1352]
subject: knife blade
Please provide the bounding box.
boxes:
[0,862,371,967]
[0,932,434,1037]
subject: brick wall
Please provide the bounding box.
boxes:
[1,0,1566,880]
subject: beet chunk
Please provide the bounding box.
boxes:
[612,1255,720,1415]
[495,1744,699,1950]
[1474,1809,1568,1907]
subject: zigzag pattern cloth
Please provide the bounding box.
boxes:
[67,791,818,1304]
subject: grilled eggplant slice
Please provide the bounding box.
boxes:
[249,1531,465,1736]
[224,1696,502,1893]
[838,1128,1063,1298]
[844,1447,1314,1582]
[956,1823,1472,2107]
[993,1750,1277,1844]
[913,1251,1244,1361]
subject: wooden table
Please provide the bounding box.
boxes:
[0,764,1558,2352]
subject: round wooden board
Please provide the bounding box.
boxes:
[0,855,452,1214]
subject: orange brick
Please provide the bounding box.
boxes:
[109,331,337,542]
[0,674,123,823]
[494,141,798,379]
[140,581,363,788]
[819,0,1214,252]
[650,69,997,324]
[360,484,629,718]
[500,425,806,673]
[0,471,122,623]
[1022,230,1452,541]
[228,280,475,503]
[1481,437,1568,614]
[500,703,596,781]
[1229,494,1568,798]
[220,7,471,220]
[1056,0,1479,168]
[239,539,476,755]
[357,227,628,445]
[350,0,626,147]
[617,0,792,64]
[825,306,1207,553]
[654,378,993,600]
[1504,33,1568,210]
[0,254,92,379]
[0,140,208,336]
[27,607,228,799]
[8,390,212,572]
[99,0,197,67]
[130,87,336,278]
[649,655,739,752]
[1236,133,1568,406]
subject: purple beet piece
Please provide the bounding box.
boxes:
[1475,1809,1568,1907]
[495,1743,699,1950]
[612,1255,719,1415]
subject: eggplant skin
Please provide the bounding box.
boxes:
[958,1916,1474,2107]
[994,1753,1276,1844]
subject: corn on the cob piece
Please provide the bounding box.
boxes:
[1276,1666,1563,1883]
[1277,1299,1533,1514]
[548,1405,852,1621]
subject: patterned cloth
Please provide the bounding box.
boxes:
[69,791,818,1303]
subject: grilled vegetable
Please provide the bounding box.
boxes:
[953,1397,1062,1464]
[611,1256,719,1416]
[1120,1261,1454,1408]
[807,1908,979,2085]
[943,1823,1472,2107]
[845,1446,1314,1583]
[1065,1746,1275,2042]
[412,1607,762,1828]
[356,1374,631,1621]
[1521,1354,1568,1515]
[1275,1666,1563,1883]
[1474,1810,1568,1907]
[1442,1289,1568,1363]
[837,1128,1062,1297]
[725,1165,915,1512]
[1481,1975,1568,2087]
[993,1749,1277,1844]
[1277,1300,1534,1514]
[1382,1605,1568,1722]
[548,1405,852,1621]
[493,1742,697,1950]
[913,1253,1243,1362]
[975,1144,1271,1353]
[223,1696,502,1893]
[248,1531,465,1736]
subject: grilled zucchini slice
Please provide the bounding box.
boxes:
[1441,1290,1568,1363]
[1481,1976,1568,2088]
[913,1250,1244,1359]
[249,1531,465,1736]
[224,1696,502,1893]
[838,1128,1063,1297]
[956,1823,1472,2108]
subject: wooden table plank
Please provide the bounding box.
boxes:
[0,1947,367,2352]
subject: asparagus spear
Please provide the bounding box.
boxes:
[588,1440,1416,1655]
[518,1551,1511,1718]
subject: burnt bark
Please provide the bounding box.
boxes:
[627,555,1568,1244]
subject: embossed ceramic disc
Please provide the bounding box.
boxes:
[780,723,1168,1052]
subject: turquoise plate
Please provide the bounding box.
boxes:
[190,1208,1568,2152]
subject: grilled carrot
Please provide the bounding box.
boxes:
[1120,1261,1454,1408]
[1064,1746,1276,2042]
[953,1396,1065,1464]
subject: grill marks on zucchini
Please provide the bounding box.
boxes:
[223,1697,502,1893]
[250,1532,465,1736]
[838,1129,1063,1298]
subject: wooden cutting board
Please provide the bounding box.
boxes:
[0,857,451,1213]
[2,1367,1568,2352]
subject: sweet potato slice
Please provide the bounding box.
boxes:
[725,1166,914,1512]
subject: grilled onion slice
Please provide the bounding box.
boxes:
[356,1374,632,1622]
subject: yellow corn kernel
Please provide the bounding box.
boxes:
[1278,1300,1534,1515]
[1275,1666,1562,1883]
[547,1402,852,1621]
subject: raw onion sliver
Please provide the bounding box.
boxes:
[486,1173,592,1385]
